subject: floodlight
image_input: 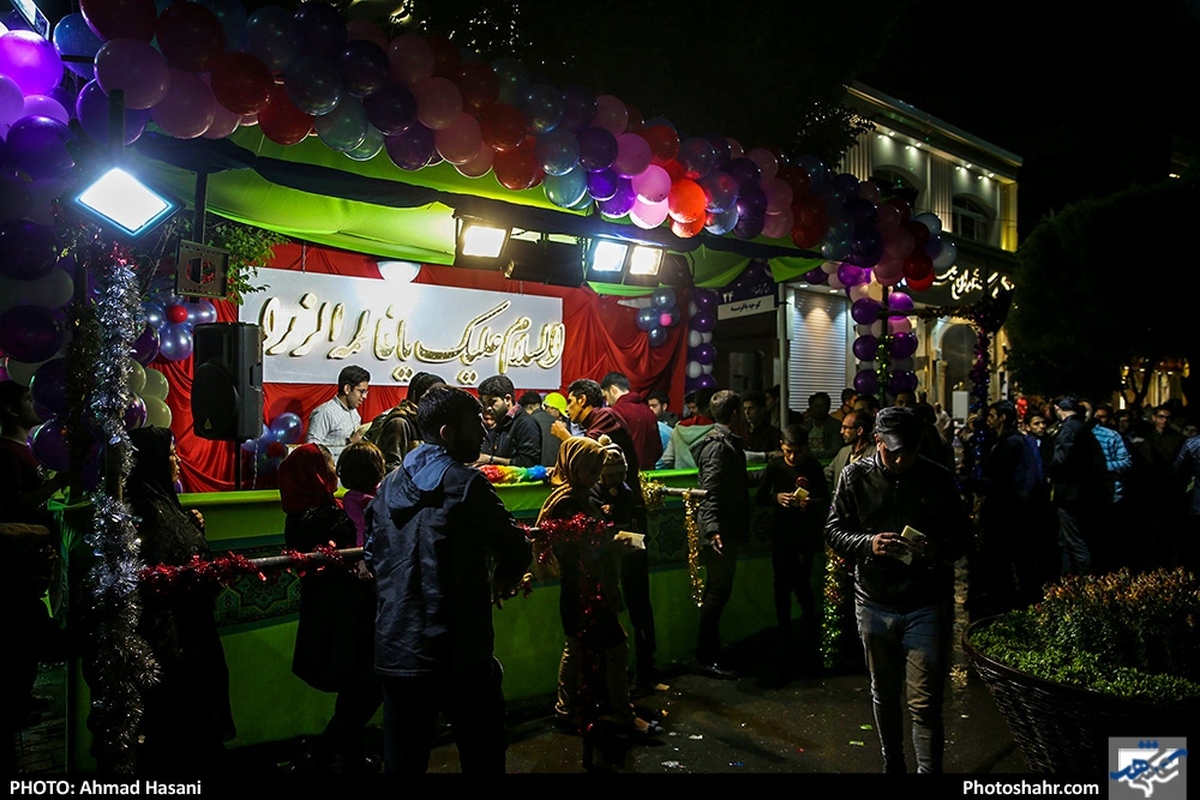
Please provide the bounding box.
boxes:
[71,167,181,240]
[628,245,664,277]
[456,217,511,261]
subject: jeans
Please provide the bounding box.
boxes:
[696,540,739,663]
[855,601,951,773]
[379,658,507,774]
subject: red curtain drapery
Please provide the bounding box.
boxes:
[159,244,686,492]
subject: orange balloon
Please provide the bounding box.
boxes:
[671,216,705,238]
[668,179,706,224]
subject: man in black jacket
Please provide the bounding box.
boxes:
[1048,395,1103,575]
[365,385,531,774]
[476,374,542,468]
[825,407,969,773]
[691,389,749,680]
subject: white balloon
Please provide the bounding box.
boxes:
[870,321,883,338]
[23,269,74,308]
[3,357,46,386]
[688,330,703,348]
[0,276,22,312]
[700,332,713,344]
[686,361,702,379]
[128,359,147,395]
[849,284,871,301]
[701,363,713,374]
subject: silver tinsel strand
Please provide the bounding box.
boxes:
[83,244,159,774]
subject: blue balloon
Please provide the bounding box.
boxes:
[53,13,103,79]
[535,128,580,176]
[652,287,676,310]
[636,306,658,332]
[648,327,669,348]
[521,84,563,135]
[285,55,344,116]
[543,166,588,208]
[242,6,298,73]
[316,96,369,152]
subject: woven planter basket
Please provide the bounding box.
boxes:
[963,618,1195,773]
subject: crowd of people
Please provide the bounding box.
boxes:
[5,366,1198,775]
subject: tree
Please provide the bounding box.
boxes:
[1006,173,1200,407]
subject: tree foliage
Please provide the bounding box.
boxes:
[1007,173,1200,404]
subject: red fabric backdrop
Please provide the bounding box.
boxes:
[159,244,686,492]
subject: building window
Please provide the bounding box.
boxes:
[871,168,920,208]
[952,196,992,242]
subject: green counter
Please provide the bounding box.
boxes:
[60,467,801,769]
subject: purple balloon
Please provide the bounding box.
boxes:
[75,80,150,146]
[30,418,70,472]
[0,30,64,96]
[887,291,915,313]
[363,82,417,136]
[125,394,148,430]
[888,370,918,396]
[678,137,716,181]
[576,126,617,171]
[0,220,57,280]
[853,335,879,362]
[158,324,194,362]
[725,157,762,194]
[705,134,732,168]
[692,311,716,333]
[598,178,636,217]
[5,115,74,180]
[29,357,68,417]
[585,167,619,202]
[851,298,882,325]
[559,85,595,132]
[696,373,717,390]
[733,211,765,241]
[693,290,716,313]
[339,39,389,98]
[890,332,918,359]
[803,267,828,285]
[837,262,865,287]
[270,411,304,444]
[853,368,878,396]
[385,124,437,171]
[694,342,716,365]
[185,300,217,326]
[0,305,63,362]
[699,170,738,213]
[132,323,161,365]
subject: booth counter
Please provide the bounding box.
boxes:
[60,467,787,768]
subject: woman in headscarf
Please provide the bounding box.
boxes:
[536,436,658,736]
[126,426,234,773]
[279,443,381,773]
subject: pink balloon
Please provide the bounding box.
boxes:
[629,197,668,230]
[876,202,903,232]
[413,76,462,131]
[21,95,69,124]
[455,140,494,178]
[631,164,671,204]
[746,148,778,182]
[727,137,744,159]
[761,208,794,239]
[593,94,627,136]
[613,132,651,178]
[762,177,793,213]
[95,38,170,110]
[346,20,388,50]
[388,34,434,87]
[435,111,483,164]
[200,72,239,139]
[882,229,915,260]
[150,68,214,138]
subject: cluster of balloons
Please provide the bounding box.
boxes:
[142,276,217,362]
[240,411,303,474]
[685,288,718,392]
[849,291,919,398]
[22,355,172,478]
[635,287,681,348]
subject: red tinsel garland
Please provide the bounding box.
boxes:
[138,542,356,593]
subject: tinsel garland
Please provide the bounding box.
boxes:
[139,544,360,593]
[821,547,856,670]
[478,464,550,484]
[83,242,158,774]
[640,476,704,607]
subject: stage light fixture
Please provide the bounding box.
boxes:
[71,167,181,240]
[456,216,511,259]
[627,245,664,277]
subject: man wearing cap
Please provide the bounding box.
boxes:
[826,407,969,774]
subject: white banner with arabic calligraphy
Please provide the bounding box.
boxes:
[239,268,565,388]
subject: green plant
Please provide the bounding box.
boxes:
[180,218,288,305]
[971,568,1200,704]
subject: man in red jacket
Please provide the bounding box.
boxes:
[600,372,664,471]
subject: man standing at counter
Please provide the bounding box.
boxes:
[306,365,370,462]
[477,375,542,467]
[365,385,531,773]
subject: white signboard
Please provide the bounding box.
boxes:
[239,268,565,388]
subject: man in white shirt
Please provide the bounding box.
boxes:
[306,365,370,461]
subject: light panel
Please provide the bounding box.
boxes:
[72,167,180,239]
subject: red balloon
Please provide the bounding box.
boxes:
[643,124,680,164]
[258,84,314,146]
[156,1,225,72]
[453,61,499,113]
[778,164,810,196]
[479,103,526,152]
[493,139,542,190]
[671,216,704,238]
[210,53,274,115]
[902,251,934,280]
[661,158,686,184]
[166,304,189,324]
[80,0,158,41]
[904,219,930,248]
[907,271,935,292]
[426,35,461,78]
[668,179,706,224]
[624,103,644,133]
[883,196,912,226]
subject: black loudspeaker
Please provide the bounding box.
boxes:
[191,323,263,441]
